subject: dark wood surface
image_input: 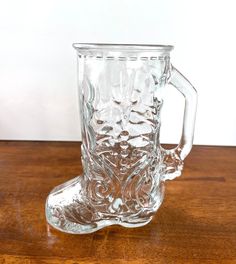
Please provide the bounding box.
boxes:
[0,141,236,264]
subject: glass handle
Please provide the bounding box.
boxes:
[161,65,197,181]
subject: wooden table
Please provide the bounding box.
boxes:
[0,142,235,264]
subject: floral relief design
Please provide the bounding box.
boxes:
[46,57,179,233]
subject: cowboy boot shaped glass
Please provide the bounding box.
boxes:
[45,44,197,234]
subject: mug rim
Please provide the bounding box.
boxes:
[72,43,174,52]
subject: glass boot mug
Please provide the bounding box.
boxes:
[46,44,197,234]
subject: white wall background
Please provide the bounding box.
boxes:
[0,0,235,145]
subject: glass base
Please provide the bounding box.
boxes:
[46,213,153,234]
[45,175,157,234]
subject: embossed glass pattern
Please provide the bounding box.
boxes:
[45,44,197,234]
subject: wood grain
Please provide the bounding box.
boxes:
[0,141,236,264]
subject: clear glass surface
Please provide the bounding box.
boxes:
[45,43,197,234]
